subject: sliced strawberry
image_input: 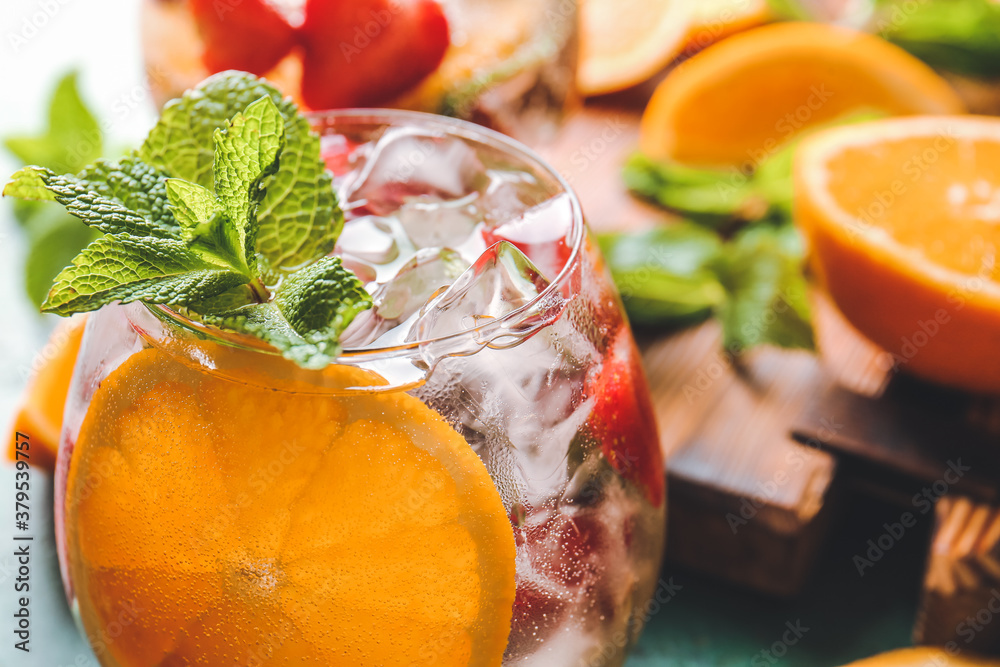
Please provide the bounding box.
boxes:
[587,330,665,507]
[190,0,297,75]
[299,0,450,109]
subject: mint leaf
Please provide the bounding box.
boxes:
[4,71,102,173]
[623,154,770,228]
[274,256,372,343]
[709,225,815,352]
[6,161,180,239]
[598,224,725,326]
[42,235,248,316]
[164,179,240,266]
[198,256,371,369]
[199,302,339,370]
[879,0,1000,79]
[212,95,284,266]
[76,156,180,236]
[7,73,370,369]
[140,72,339,270]
[161,96,285,273]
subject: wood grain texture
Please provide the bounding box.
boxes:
[916,496,1000,654]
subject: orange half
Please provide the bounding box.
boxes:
[642,22,965,168]
[683,0,770,51]
[795,115,1000,393]
[843,648,1000,667]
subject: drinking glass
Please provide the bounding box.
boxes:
[56,110,664,666]
[141,0,578,140]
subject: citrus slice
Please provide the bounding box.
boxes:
[578,0,693,96]
[795,115,1000,393]
[65,348,516,665]
[684,0,770,51]
[641,22,966,168]
[842,648,1000,666]
[6,315,86,470]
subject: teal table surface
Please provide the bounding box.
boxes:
[0,466,924,666]
[632,493,924,666]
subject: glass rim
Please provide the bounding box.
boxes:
[152,108,586,363]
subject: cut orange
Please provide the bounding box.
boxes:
[641,22,966,168]
[65,348,516,665]
[6,315,86,470]
[842,648,1000,666]
[683,0,770,51]
[578,0,693,96]
[795,116,1000,394]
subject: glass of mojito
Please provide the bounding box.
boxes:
[5,72,662,666]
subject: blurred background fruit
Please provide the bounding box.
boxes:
[794,115,1000,394]
[639,22,965,168]
[577,0,692,95]
[842,647,1000,667]
[141,0,578,140]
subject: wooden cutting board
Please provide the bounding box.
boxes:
[545,102,1000,605]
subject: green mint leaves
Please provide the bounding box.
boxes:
[878,0,1000,80]
[623,150,794,231]
[41,236,250,316]
[4,72,370,368]
[3,72,104,308]
[606,142,815,354]
[140,73,341,271]
[599,223,815,353]
[4,71,102,174]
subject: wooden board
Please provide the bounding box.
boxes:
[547,102,1000,603]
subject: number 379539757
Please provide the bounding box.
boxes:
[14,433,30,528]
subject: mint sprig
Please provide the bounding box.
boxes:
[4,72,371,368]
[598,223,815,353]
[140,72,342,271]
[606,139,818,353]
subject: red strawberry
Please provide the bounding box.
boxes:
[298,0,450,109]
[505,580,568,660]
[190,0,297,75]
[587,330,665,507]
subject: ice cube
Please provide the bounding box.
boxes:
[482,193,575,281]
[339,257,377,287]
[344,127,488,216]
[412,241,562,345]
[396,191,480,249]
[479,168,554,228]
[335,216,399,265]
[376,248,469,322]
[339,249,470,349]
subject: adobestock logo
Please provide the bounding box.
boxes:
[7,0,74,53]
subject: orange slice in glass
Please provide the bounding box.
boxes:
[66,347,516,666]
